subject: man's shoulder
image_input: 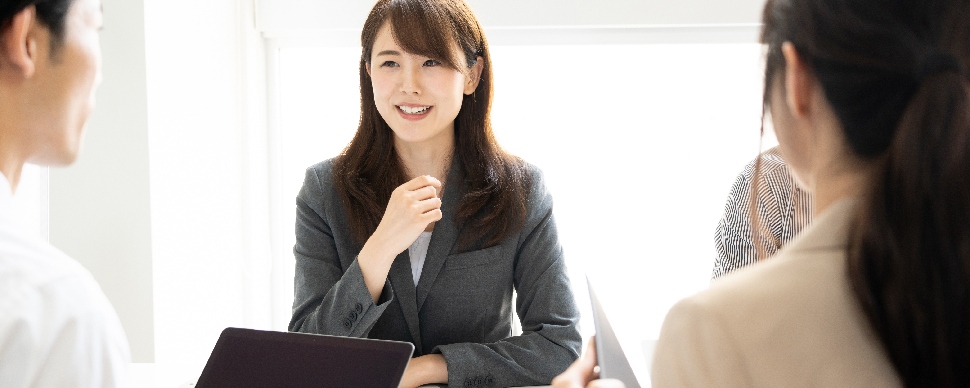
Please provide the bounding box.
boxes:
[0,226,86,291]
[0,232,116,321]
[0,227,130,386]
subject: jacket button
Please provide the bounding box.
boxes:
[349,311,358,321]
[355,303,363,314]
[343,318,352,328]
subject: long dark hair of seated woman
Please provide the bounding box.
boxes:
[759,0,970,386]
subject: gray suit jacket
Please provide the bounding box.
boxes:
[289,158,582,387]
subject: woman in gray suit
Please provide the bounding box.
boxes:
[557,0,970,386]
[288,0,582,387]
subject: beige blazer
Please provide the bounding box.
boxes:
[652,199,901,387]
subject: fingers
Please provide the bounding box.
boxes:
[576,338,625,388]
[551,361,588,388]
[409,185,440,202]
[400,185,442,220]
[413,198,443,221]
[400,175,443,194]
[552,337,600,388]
[367,175,446,261]
[588,379,626,388]
[396,176,443,219]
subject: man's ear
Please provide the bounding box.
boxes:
[781,42,813,119]
[0,5,39,78]
[463,56,484,95]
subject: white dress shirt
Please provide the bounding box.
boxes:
[408,231,433,286]
[0,173,130,387]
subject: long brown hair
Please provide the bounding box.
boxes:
[333,0,529,252]
[761,0,970,385]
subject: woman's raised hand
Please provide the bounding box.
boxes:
[371,175,444,256]
[358,175,443,302]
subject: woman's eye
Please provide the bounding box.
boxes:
[380,61,398,68]
[423,59,441,67]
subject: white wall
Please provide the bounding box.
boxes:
[144,0,269,384]
[258,0,765,46]
[48,0,155,363]
[257,0,766,35]
[47,0,270,375]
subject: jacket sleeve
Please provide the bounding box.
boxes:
[713,165,756,280]
[288,165,394,337]
[433,167,583,387]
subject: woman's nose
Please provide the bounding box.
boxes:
[400,67,421,95]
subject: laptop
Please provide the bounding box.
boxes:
[588,276,642,388]
[193,327,414,388]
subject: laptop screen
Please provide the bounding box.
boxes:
[196,327,414,388]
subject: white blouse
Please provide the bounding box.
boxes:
[407,231,433,286]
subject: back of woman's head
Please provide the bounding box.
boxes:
[761,0,970,385]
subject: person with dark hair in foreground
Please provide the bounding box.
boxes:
[287,0,581,387]
[0,0,130,386]
[556,0,970,386]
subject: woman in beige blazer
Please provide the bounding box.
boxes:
[554,0,970,386]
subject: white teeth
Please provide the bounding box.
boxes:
[398,105,430,114]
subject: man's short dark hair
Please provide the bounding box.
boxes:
[0,0,75,49]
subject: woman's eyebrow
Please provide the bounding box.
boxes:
[376,50,402,56]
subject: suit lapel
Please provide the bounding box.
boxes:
[387,250,424,354]
[415,160,463,311]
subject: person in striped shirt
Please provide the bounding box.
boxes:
[711,146,812,279]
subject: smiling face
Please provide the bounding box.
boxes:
[25,0,103,166]
[366,22,481,150]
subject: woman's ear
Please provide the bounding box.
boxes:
[463,56,484,95]
[0,5,39,78]
[781,42,813,119]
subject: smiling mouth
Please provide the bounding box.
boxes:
[397,105,431,115]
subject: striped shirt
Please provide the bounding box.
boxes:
[712,147,813,279]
